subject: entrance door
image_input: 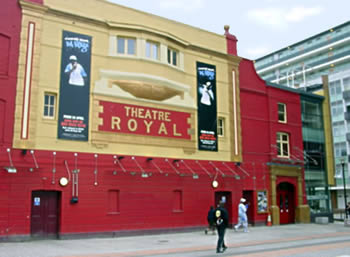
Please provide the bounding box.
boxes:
[277,182,295,224]
[31,191,60,238]
[215,191,232,225]
[243,190,254,225]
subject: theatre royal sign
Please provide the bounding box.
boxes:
[98,101,191,139]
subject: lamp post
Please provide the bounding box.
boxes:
[341,158,348,220]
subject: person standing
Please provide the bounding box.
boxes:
[215,201,228,253]
[205,206,216,235]
[234,198,249,233]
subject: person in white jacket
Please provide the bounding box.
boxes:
[234,198,249,232]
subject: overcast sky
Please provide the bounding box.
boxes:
[107,0,349,60]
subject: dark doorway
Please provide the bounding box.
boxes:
[243,190,254,225]
[215,191,232,225]
[277,182,295,224]
[31,191,60,239]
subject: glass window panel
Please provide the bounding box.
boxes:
[167,49,171,64]
[278,103,286,122]
[44,106,48,116]
[152,44,158,59]
[117,38,125,54]
[146,42,151,58]
[172,51,177,66]
[49,106,54,117]
[282,144,289,156]
[127,39,135,55]
[44,95,49,105]
[343,77,350,91]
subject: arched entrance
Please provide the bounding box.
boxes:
[277,182,295,224]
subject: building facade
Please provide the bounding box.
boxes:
[254,21,350,212]
[239,59,309,225]
[300,83,333,222]
[1,0,309,241]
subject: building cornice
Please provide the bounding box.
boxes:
[19,0,48,15]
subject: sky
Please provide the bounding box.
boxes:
[107,0,349,60]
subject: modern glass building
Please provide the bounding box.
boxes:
[254,21,350,212]
[300,91,332,222]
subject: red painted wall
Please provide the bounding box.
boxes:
[239,58,306,224]
[0,0,22,147]
[0,0,21,239]
[0,0,46,240]
[0,149,246,238]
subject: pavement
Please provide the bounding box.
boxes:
[1,223,350,257]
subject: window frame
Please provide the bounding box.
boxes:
[278,102,287,123]
[167,47,178,66]
[145,40,159,60]
[117,36,136,56]
[276,132,290,158]
[217,117,225,137]
[43,92,56,119]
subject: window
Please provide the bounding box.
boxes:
[146,41,159,60]
[117,37,136,55]
[343,77,350,91]
[333,122,345,137]
[43,93,56,119]
[334,142,347,158]
[108,190,120,213]
[173,190,183,212]
[331,101,344,117]
[276,132,290,158]
[329,80,341,97]
[218,117,225,137]
[167,48,178,66]
[335,164,343,178]
[278,103,287,123]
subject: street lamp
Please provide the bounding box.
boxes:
[341,157,348,220]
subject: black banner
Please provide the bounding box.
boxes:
[197,62,217,151]
[57,31,92,141]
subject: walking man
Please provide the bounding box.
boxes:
[234,198,249,232]
[215,201,228,253]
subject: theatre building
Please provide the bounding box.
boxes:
[0,0,309,240]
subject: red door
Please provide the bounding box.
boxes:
[277,183,295,224]
[31,191,59,238]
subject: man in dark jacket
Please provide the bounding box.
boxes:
[215,201,229,253]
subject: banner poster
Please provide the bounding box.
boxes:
[197,62,218,151]
[57,31,92,141]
